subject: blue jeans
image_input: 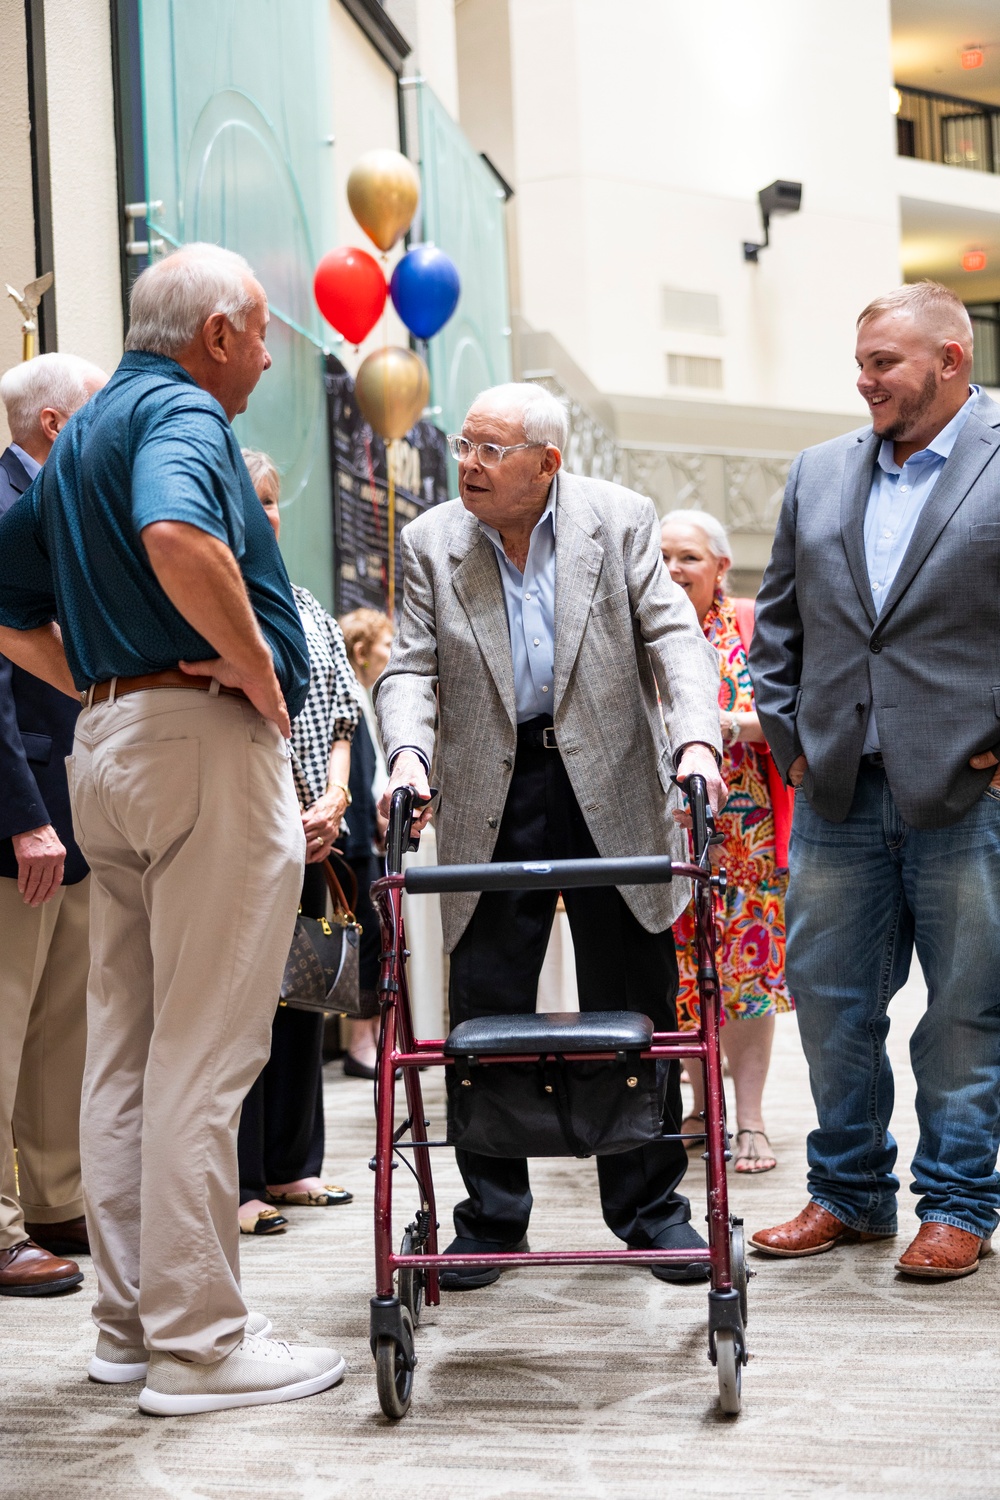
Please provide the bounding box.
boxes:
[786,763,1000,1240]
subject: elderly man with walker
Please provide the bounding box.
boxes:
[0,244,346,1412]
[377,382,724,1285]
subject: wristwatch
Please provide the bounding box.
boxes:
[330,781,352,806]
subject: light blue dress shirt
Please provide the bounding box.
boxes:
[478,476,557,723]
[9,442,41,481]
[861,385,978,752]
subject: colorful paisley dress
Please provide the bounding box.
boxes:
[673,590,795,1027]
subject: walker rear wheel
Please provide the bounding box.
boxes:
[715,1329,742,1415]
[730,1218,749,1327]
[398,1229,424,1327]
[376,1305,415,1420]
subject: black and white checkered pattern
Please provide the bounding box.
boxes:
[290,585,360,810]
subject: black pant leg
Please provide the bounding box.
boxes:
[553,754,691,1246]
[447,750,557,1243]
[237,864,327,1196]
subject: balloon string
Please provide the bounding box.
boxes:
[387,454,396,619]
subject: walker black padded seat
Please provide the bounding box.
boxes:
[444,1010,654,1057]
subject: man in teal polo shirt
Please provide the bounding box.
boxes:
[0,244,345,1416]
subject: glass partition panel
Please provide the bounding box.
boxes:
[137,0,336,605]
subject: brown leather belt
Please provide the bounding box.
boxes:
[82,669,248,707]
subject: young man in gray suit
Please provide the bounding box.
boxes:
[376,382,724,1285]
[749,281,1000,1280]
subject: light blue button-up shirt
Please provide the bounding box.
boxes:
[9,442,41,482]
[861,385,979,752]
[478,476,557,723]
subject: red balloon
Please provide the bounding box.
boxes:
[313,247,387,346]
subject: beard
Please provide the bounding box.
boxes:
[879,368,938,441]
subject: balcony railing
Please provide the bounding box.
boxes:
[895,84,1000,174]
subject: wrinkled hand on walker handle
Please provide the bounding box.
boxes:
[670,742,728,832]
[379,750,434,834]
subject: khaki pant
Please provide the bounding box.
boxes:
[69,689,304,1362]
[0,874,90,1248]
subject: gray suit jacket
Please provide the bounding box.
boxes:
[749,389,1000,829]
[375,472,722,949]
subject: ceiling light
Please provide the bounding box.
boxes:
[961,46,984,69]
[962,250,987,272]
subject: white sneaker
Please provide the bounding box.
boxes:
[138,1333,346,1415]
[88,1311,273,1384]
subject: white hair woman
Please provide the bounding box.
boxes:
[659,508,795,1173]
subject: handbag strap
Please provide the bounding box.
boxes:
[322,853,359,920]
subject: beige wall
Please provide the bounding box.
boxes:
[0,0,122,446]
[0,0,40,448]
[44,0,123,379]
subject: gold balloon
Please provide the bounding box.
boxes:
[347,150,421,253]
[354,346,430,441]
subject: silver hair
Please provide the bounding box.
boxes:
[125,243,258,357]
[0,352,105,444]
[241,447,280,499]
[661,507,732,563]
[468,381,569,451]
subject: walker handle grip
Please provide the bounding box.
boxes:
[386,786,417,875]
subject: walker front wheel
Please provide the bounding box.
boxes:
[715,1329,742,1415]
[376,1306,415,1420]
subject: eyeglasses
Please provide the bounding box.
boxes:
[447,435,545,468]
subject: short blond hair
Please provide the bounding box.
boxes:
[340,608,392,665]
[857,281,973,355]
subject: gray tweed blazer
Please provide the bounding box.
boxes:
[749,388,1000,828]
[374,471,721,950]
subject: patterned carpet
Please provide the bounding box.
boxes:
[2,969,999,1500]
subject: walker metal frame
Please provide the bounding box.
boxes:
[367,775,749,1418]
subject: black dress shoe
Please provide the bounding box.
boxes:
[438,1235,530,1290]
[342,1053,376,1080]
[647,1221,711,1283]
[23,1216,90,1257]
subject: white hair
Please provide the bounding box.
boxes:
[468,381,569,451]
[661,508,732,563]
[241,447,280,499]
[0,352,105,444]
[125,243,258,357]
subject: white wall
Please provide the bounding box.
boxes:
[327,1,410,371]
[503,0,902,417]
[44,0,123,377]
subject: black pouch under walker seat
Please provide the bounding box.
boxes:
[444,1010,666,1158]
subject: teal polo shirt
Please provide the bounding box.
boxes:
[0,352,310,719]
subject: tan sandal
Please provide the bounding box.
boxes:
[266,1183,353,1207]
[239,1206,288,1236]
[679,1114,705,1153]
[733,1129,776,1174]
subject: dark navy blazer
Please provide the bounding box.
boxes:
[0,447,87,884]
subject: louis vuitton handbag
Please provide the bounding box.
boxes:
[279,854,377,1019]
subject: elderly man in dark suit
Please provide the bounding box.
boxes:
[0,352,105,1296]
[749,281,1000,1281]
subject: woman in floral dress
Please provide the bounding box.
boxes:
[660,510,795,1173]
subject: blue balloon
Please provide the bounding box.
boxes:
[390,245,460,340]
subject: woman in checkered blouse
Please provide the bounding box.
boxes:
[235,450,361,1237]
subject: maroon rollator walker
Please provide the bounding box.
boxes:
[368,774,749,1419]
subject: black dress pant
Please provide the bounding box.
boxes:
[447,722,690,1248]
[238,862,327,1203]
